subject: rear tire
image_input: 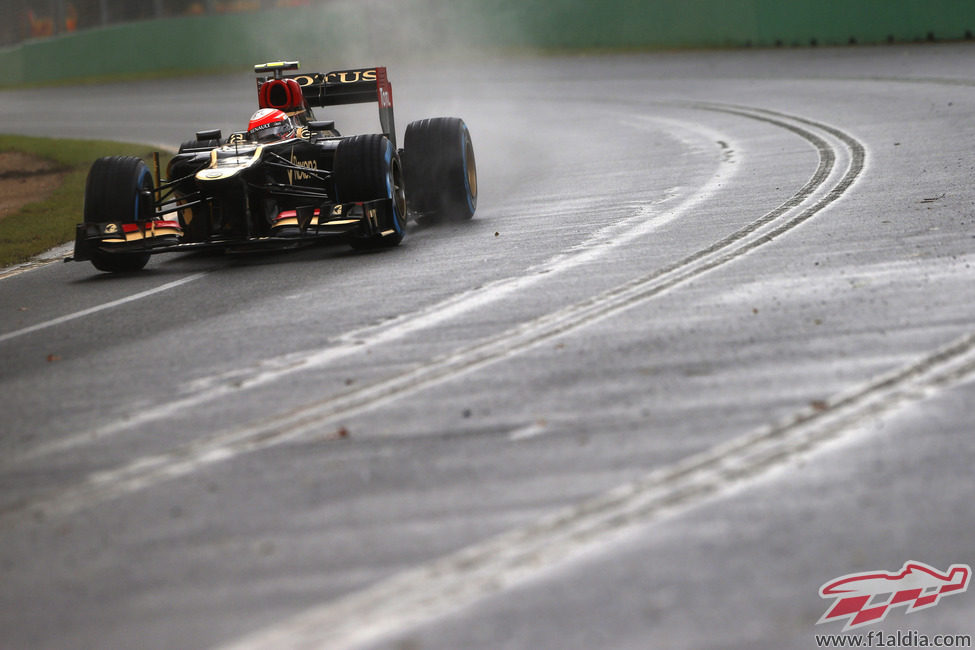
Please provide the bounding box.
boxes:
[83,156,154,272]
[333,134,406,249]
[403,117,477,222]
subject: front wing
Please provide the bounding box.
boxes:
[70,198,397,262]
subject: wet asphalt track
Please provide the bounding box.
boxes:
[2,44,975,648]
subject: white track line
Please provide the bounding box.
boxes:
[0,272,209,344]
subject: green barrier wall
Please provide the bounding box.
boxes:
[0,4,369,85]
[445,0,974,49]
[3,0,974,85]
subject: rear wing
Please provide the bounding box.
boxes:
[256,62,396,146]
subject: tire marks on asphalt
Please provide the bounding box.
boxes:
[216,112,975,650]
[8,116,738,464]
[220,326,975,650]
[1,105,872,532]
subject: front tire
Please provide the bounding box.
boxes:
[83,156,154,272]
[333,134,406,250]
[403,117,477,223]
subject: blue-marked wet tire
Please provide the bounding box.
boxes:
[403,117,477,223]
[83,156,153,273]
[333,134,406,250]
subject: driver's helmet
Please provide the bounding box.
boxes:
[247,108,296,142]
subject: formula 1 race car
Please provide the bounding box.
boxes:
[71,61,477,272]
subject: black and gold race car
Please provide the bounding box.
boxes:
[71,61,477,272]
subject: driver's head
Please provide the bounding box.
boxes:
[247,108,295,143]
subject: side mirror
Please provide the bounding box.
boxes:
[195,129,222,142]
[308,120,336,132]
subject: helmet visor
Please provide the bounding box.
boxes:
[250,120,293,143]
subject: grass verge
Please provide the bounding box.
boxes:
[0,135,170,268]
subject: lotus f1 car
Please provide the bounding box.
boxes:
[71,61,477,272]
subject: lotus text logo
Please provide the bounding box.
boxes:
[817,561,970,631]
